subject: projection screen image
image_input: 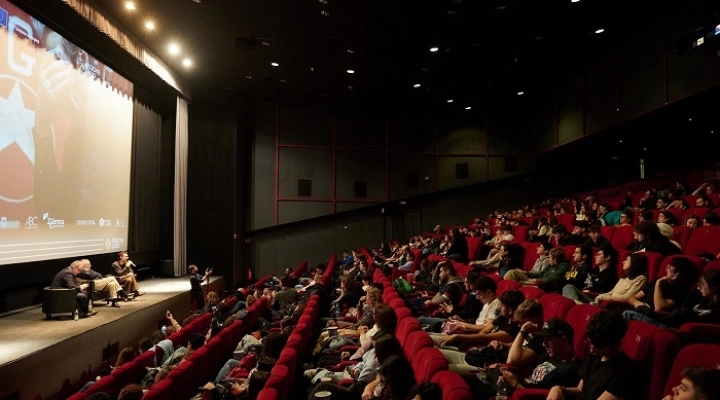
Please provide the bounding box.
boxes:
[0,0,134,265]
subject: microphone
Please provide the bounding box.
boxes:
[127,260,135,268]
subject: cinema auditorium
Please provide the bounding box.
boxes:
[2,1,720,400]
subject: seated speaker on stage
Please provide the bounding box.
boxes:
[77,258,127,305]
[111,251,145,298]
[51,260,97,318]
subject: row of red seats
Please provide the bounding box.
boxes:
[370,268,472,400]
[256,254,337,400]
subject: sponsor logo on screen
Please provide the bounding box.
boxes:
[110,237,123,249]
[25,216,38,229]
[76,219,95,226]
[99,218,112,227]
[0,217,6,229]
[42,213,64,228]
[115,219,126,228]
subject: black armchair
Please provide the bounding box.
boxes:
[42,287,77,319]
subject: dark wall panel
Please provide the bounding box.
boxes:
[585,58,618,134]
[557,77,584,145]
[667,18,720,101]
[336,151,386,200]
[278,201,334,225]
[488,102,534,154]
[438,156,486,190]
[618,30,664,119]
[251,103,277,230]
[388,118,435,152]
[388,154,435,199]
[488,156,536,181]
[335,115,385,149]
[278,105,332,146]
[438,117,486,154]
[278,148,332,198]
[535,90,557,152]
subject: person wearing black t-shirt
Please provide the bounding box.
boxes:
[562,245,618,303]
[189,264,212,311]
[500,318,582,393]
[547,311,641,400]
[626,257,695,315]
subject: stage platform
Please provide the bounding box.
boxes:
[0,276,225,400]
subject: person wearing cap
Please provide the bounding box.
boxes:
[546,311,642,400]
[569,220,589,245]
[499,318,582,393]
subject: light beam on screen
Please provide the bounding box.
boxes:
[0,0,134,265]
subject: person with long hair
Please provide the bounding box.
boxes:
[593,254,648,304]
[362,355,416,400]
[626,221,682,257]
[624,269,720,328]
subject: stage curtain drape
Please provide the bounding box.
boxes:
[173,97,189,277]
[130,101,162,252]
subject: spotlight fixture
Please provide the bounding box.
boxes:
[413,84,421,88]
[182,58,192,67]
[168,43,180,55]
[145,21,155,30]
[271,62,279,67]
[124,2,136,10]
[346,69,355,74]
[595,28,605,34]
[430,47,439,52]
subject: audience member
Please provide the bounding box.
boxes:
[662,367,720,400]
[562,245,618,304]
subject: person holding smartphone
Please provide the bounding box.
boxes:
[189,264,212,311]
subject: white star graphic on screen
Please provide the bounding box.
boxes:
[0,81,36,164]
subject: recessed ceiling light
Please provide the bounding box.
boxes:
[145,21,155,30]
[190,0,202,3]
[347,86,354,89]
[346,69,355,74]
[280,79,286,83]
[571,0,580,2]
[320,10,330,16]
[465,106,472,110]
[447,99,454,103]
[430,47,439,52]
[595,28,605,34]
[182,58,192,67]
[346,49,354,54]
[261,41,270,46]
[246,75,253,79]
[271,62,279,67]
[517,91,525,95]
[168,43,180,55]
[310,67,315,72]
[413,84,421,88]
[124,2,136,10]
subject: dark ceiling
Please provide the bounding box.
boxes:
[92,0,714,113]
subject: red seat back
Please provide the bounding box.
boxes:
[623,321,681,400]
[521,242,541,272]
[637,252,664,282]
[556,214,576,233]
[610,225,634,251]
[565,304,602,359]
[430,371,472,400]
[662,344,720,398]
[412,348,449,383]
[672,226,694,250]
[538,293,576,321]
[497,280,522,296]
[600,226,615,242]
[682,208,710,225]
[685,226,720,256]
[519,286,545,300]
[513,225,530,243]
[403,331,434,360]
[466,236,484,261]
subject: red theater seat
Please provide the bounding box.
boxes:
[431,371,472,400]
[521,242,541,272]
[611,225,634,251]
[411,347,449,384]
[519,286,544,300]
[622,321,680,400]
[403,330,434,360]
[538,293,575,321]
[497,280,522,296]
[600,226,615,242]
[662,344,720,398]
[256,388,279,400]
[685,226,720,256]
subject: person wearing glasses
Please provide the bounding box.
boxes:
[623,269,720,329]
[617,210,633,227]
[546,311,642,400]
